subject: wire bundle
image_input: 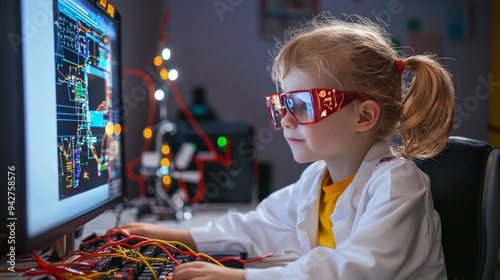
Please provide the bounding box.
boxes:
[0,231,272,280]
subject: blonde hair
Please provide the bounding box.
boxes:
[271,14,454,159]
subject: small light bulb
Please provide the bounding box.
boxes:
[162,48,171,60]
[162,175,172,185]
[114,124,121,135]
[169,69,178,81]
[154,89,165,100]
[160,158,170,167]
[153,56,162,66]
[183,211,192,220]
[143,127,153,139]
[160,68,168,80]
[105,122,114,135]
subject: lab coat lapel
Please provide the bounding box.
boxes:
[332,141,394,245]
[296,164,327,252]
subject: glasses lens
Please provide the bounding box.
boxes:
[266,95,284,127]
[285,91,314,123]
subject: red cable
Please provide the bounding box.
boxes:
[217,253,273,264]
[158,10,170,48]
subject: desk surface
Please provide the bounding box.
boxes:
[79,202,256,240]
[0,203,261,279]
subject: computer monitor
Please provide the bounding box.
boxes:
[0,0,125,256]
[166,120,255,204]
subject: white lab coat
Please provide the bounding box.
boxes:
[189,140,447,280]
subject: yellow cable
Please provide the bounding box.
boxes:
[44,237,228,279]
[150,239,224,266]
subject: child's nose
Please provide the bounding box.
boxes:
[280,111,298,129]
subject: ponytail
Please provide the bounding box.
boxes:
[396,55,454,159]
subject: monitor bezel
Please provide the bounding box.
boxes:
[0,0,126,256]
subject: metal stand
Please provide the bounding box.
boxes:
[132,119,194,222]
[51,232,75,261]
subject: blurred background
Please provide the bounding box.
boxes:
[110,0,497,201]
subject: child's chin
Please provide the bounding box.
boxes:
[292,154,313,164]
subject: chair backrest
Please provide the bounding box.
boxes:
[415,136,500,280]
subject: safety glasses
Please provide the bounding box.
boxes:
[265,88,366,128]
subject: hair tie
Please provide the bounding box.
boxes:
[395,59,404,74]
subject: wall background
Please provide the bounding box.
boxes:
[112,0,492,198]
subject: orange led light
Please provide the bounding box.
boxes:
[114,123,121,135]
[154,56,163,66]
[106,3,115,16]
[143,127,152,139]
[160,158,170,167]
[162,175,171,185]
[160,68,168,80]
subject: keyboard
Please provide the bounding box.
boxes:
[73,233,247,279]
[13,233,252,280]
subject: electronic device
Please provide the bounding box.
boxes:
[166,120,255,204]
[18,232,258,278]
[0,0,125,257]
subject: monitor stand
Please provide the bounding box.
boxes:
[50,232,75,261]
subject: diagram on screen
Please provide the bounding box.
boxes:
[54,1,121,200]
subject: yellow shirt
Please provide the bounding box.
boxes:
[317,172,356,248]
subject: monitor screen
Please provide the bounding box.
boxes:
[0,0,124,256]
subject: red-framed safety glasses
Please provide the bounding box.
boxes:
[265,88,366,128]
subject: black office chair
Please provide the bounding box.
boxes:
[415,136,500,280]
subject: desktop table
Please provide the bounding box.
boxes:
[78,202,257,242]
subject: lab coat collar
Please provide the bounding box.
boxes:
[296,140,394,251]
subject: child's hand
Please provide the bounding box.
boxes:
[107,222,168,238]
[107,222,197,249]
[172,261,245,280]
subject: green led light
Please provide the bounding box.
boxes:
[217,136,227,148]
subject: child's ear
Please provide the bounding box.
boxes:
[355,100,380,132]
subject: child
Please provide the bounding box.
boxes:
[113,13,454,279]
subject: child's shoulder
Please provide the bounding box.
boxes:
[373,156,422,176]
[370,156,430,192]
